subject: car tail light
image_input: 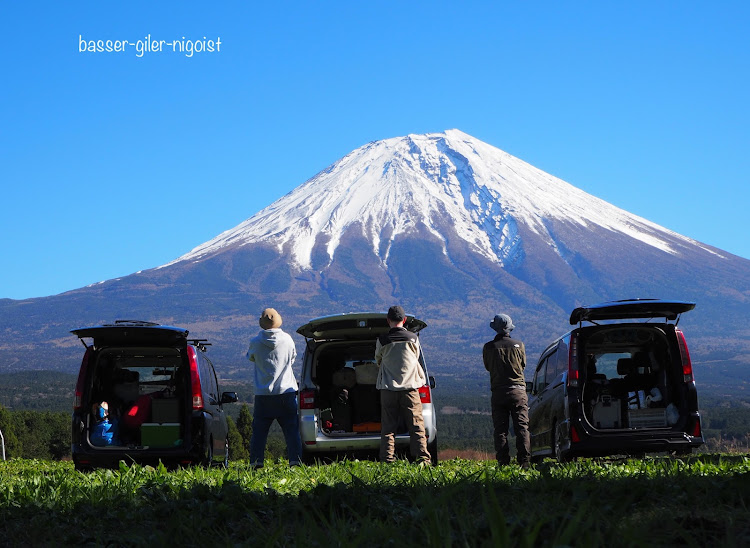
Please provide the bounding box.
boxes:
[570,424,581,443]
[418,385,432,404]
[688,416,702,438]
[676,329,694,382]
[567,333,579,387]
[299,389,316,410]
[73,348,91,410]
[187,345,204,410]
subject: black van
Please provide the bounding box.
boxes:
[526,300,704,461]
[70,320,237,470]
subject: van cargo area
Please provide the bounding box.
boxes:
[86,347,187,449]
[313,344,391,435]
[581,325,687,432]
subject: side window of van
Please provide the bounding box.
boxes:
[534,358,548,393]
[556,338,569,379]
[207,359,220,401]
[199,355,219,403]
[545,349,559,386]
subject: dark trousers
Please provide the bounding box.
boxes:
[491,386,531,465]
[249,392,302,466]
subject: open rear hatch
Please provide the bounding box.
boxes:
[570,299,695,325]
[72,320,189,347]
[297,312,426,341]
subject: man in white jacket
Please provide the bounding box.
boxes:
[246,307,302,467]
[375,305,431,464]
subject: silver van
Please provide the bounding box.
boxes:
[296,312,438,464]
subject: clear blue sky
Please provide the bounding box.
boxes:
[1,2,748,299]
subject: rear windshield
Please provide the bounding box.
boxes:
[91,347,185,404]
[580,326,675,383]
[311,340,426,384]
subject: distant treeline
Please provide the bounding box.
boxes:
[0,372,748,460]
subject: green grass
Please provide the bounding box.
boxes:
[1,455,748,546]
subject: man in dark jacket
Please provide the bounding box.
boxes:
[482,314,531,467]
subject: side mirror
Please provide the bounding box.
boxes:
[221,392,239,404]
[429,376,436,389]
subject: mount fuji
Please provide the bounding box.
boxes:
[2,130,749,392]
[169,129,715,272]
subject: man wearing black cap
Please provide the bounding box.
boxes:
[375,305,431,464]
[482,314,531,467]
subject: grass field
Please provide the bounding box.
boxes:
[1,455,748,546]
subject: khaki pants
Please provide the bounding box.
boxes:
[379,388,431,463]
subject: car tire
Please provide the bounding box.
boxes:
[554,424,567,463]
[203,437,214,467]
[428,437,438,465]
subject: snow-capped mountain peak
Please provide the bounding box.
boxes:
[163,129,719,270]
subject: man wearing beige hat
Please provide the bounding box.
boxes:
[246,307,302,467]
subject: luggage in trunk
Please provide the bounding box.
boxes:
[591,394,622,429]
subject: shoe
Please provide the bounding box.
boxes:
[520,462,530,470]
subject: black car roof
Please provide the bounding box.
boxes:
[71,320,189,346]
[569,299,696,325]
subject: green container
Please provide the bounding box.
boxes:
[140,423,182,447]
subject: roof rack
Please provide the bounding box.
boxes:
[188,339,211,352]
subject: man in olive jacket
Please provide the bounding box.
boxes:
[482,314,531,467]
[375,305,431,464]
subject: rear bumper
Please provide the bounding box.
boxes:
[566,417,704,458]
[299,409,436,454]
[71,445,201,469]
[71,411,207,469]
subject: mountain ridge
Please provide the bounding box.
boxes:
[1,130,748,395]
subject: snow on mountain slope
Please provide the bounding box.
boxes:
[162,129,723,270]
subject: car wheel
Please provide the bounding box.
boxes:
[554,424,567,463]
[428,437,438,465]
[203,437,214,467]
